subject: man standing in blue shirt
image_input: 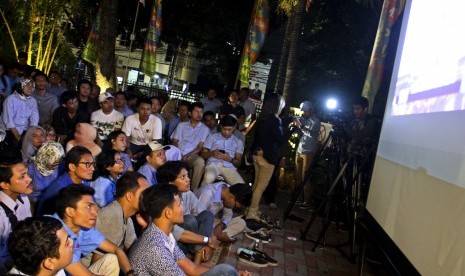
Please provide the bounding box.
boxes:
[36,146,95,215]
[52,185,134,276]
[293,101,321,208]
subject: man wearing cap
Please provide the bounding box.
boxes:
[293,101,321,209]
[90,92,124,142]
[138,141,170,186]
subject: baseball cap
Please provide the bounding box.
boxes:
[148,141,170,151]
[98,92,114,103]
[300,101,313,112]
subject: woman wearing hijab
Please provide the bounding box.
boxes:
[65,122,101,157]
[27,141,65,210]
[0,78,39,148]
[21,126,46,163]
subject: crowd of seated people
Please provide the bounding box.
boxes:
[0,65,274,275]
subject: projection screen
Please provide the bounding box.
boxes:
[366,0,465,275]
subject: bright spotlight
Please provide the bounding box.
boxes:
[326,98,338,110]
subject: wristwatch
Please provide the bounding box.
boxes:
[203,236,209,244]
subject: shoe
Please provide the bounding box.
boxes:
[245,228,272,243]
[249,248,279,266]
[272,218,282,231]
[245,218,272,231]
[237,248,269,268]
[260,213,275,228]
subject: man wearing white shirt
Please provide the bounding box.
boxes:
[90,92,124,141]
[0,153,33,273]
[122,97,162,156]
[171,102,209,190]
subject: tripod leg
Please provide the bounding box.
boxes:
[300,155,353,240]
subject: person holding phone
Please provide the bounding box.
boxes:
[201,115,245,185]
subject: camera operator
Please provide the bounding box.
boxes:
[292,101,321,209]
[344,96,381,156]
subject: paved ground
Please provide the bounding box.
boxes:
[217,189,390,276]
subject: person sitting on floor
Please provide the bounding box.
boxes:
[195,182,252,243]
[201,115,245,185]
[171,102,209,190]
[129,184,248,276]
[90,149,125,207]
[27,141,65,206]
[36,146,95,216]
[51,185,134,276]
[66,123,101,157]
[6,216,73,276]
[157,161,216,264]
[52,90,90,145]
[93,172,149,265]
[0,151,33,273]
[137,141,169,186]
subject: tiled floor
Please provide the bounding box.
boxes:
[218,189,390,276]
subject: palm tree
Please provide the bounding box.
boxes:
[95,0,118,90]
[280,0,306,107]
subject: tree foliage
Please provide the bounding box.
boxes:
[289,0,381,106]
[0,0,94,75]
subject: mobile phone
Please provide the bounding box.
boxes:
[219,149,226,154]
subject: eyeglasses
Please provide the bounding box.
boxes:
[78,162,96,168]
[114,158,124,164]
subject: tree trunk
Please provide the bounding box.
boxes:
[281,0,306,108]
[96,0,118,91]
[274,11,295,93]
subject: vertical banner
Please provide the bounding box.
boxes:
[361,0,405,111]
[140,0,162,78]
[82,7,101,65]
[238,0,270,86]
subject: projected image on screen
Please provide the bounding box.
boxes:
[367,0,465,274]
[391,0,465,116]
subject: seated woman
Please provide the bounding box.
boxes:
[90,149,125,207]
[21,126,46,163]
[28,141,65,210]
[103,130,133,172]
[66,122,101,157]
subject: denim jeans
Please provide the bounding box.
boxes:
[178,210,214,253]
[201,263,238,276]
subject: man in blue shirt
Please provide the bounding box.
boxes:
[293,101,321,208]
[171,102,210,190]
[36,146,95,215]
[52,185,134,276]
[201,115,245,185]
[138,141,169,186]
